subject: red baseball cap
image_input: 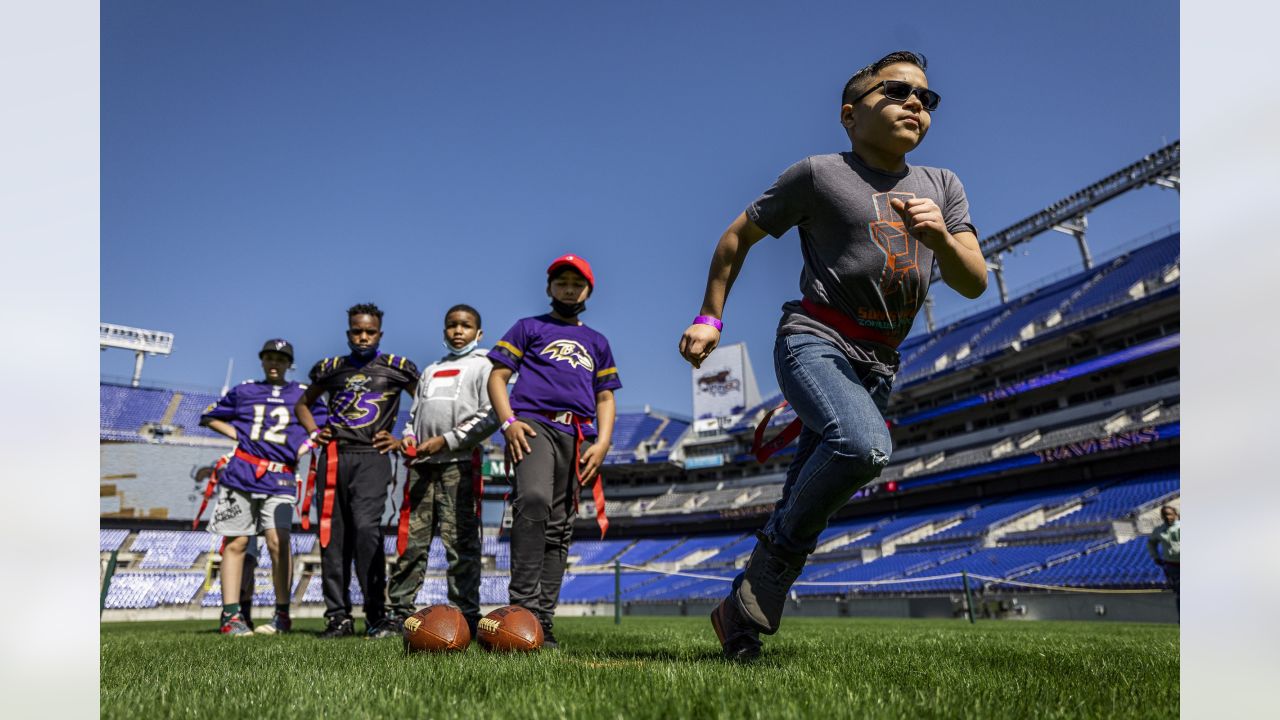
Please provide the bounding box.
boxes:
[547,253,594,290]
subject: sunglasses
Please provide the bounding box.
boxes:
[850,80,941,111]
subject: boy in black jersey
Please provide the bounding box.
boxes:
[296,303,418,638]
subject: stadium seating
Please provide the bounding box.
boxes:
[861,542,1089,594]
[100,384,173,440]
[103,572,205,609]
[896,233,1179,385]
[695,534,758,567]
[201,573,303,607]
[1039,474,1178,527]
[656,533,745,565]
[1016,539,1164,589]
[921,486,1090,544]
[100,528,130,553]
[568,539,633,566]
[250,534,317,569]
[130,530,220,569]
[615,538,684,566]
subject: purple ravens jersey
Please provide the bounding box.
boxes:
[308,352,418,449]
[489,314,621,438]
[201,380,328,495]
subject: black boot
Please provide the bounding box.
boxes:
[539,619,559,650]
[734,532,807,635]
[710,596,762,662]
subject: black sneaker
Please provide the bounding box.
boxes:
[465,616,480,643]
[711,598,762,662]
[540,624,559,650]
[366,617,400,639]
[318,618,354,639]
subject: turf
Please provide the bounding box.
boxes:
[101,616,1177,720]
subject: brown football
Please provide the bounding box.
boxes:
[476,605,543,652]
[403,604,471,653]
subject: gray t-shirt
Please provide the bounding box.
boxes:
[747,152,976,377]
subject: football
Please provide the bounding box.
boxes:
[403,604,471,653]
[476,605,543,652]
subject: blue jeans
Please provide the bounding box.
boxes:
[762,333,894,556]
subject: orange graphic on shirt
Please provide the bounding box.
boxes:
[868,191,922,314]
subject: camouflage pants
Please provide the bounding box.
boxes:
[386,461,482,622]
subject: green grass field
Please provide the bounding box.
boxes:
[101,616,1177,719]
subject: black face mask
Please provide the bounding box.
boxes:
[347,340,379,360]
[550,298,586,317]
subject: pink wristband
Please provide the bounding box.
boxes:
[693,315,723,331]
[502,416,518,430]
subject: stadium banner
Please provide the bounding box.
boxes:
[1034,425,1163,463]
[684,453,726,470]
[895,421,1179,492]
[691,342,761,419]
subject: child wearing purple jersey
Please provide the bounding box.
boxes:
[487,254,621,649]
[200,339,328,636]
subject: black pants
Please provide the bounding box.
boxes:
[508,417,587,628]
[317,447,392,624]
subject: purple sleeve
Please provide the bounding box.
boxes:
[746,157,814,239]
[201,386,238,421]
[593,336,622,393]
[489,319,529,371]
[309,394,330,427]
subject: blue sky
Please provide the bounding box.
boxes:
[101,0,1179,413]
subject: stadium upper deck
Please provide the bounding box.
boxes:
[101,228,1178,534]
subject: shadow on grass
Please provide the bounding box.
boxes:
[570,645,800,664]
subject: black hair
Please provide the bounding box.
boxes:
[445,303,482,328]
[841,51,928,106]
[347,303,384,321]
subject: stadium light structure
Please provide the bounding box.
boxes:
[100,322,174,387]
[939,140,1180,302]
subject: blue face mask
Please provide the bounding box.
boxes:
[348,340,379,360]
[443,338,479,357]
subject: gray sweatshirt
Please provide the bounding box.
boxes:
[404,348,499,464]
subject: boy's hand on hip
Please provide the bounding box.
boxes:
[503,421,537,462]
[679,324,721,369]
[890,197,949,252]
[372,430,399,454]
[579,443,608,484]
[419,436,447,456]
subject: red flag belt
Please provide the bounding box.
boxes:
[749,301,903,463]
[752,401,803,463]
[567,415,609,540]
[395,442,418,556]
[799,298,902,349]
[192,454,231,530]
[317,440,338,548]
[299,440,340,547]
[233,448,294,479]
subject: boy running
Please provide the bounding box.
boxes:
[385,304,498,639]
[678,51,987,661]
[200,339,326,636]
[487,254,621,649]
[295,304,419,639]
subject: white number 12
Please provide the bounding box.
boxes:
[249,405,290,444]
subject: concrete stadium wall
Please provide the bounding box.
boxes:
[619,592,1178,624]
